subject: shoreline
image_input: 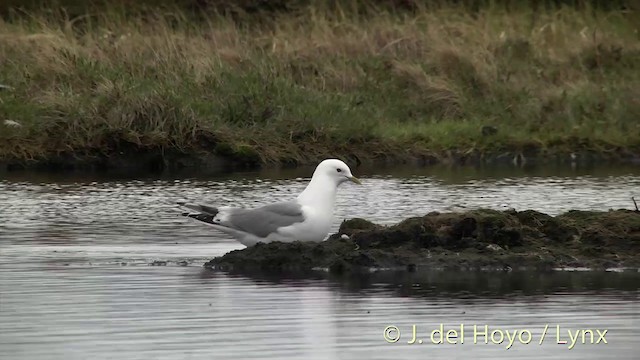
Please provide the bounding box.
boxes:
[2,4,639,174]
[2,146,639,174]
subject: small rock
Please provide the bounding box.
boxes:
[3,120,22,127]
[481,125,498,136]
[340,234,350,240]
[486,244,504,252]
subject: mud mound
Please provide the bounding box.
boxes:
[204,209,640,273]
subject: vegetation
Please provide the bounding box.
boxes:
[1,1,639,169]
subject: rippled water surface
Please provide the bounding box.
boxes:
[1,164,639,359]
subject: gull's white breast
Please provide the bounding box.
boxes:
[276,205,333,242]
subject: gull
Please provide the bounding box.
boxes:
[177,159,362,247]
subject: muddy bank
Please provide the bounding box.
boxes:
[0,140,263,174]
[204,209,640,273]
[2,145,640,175]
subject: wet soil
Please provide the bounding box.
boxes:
[2,142,640,175]
[204,209,640,273]
[0,140,262,175]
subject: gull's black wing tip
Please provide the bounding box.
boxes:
[183,212,216,225]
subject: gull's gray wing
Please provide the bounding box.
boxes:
[179,200,305,238]
[225,201,305,238]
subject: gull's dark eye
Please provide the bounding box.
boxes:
[336,168,342,173]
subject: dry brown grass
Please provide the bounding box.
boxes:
[0,3,639,164]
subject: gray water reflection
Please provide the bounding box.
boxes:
[1,266,638,359]
[1,164,639,359]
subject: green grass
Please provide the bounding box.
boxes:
[1,2,639,166]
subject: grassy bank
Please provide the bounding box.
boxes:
[1,2,639,170]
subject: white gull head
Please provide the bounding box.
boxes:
[296,159,361,207]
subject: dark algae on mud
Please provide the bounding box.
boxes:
[205,209,640,273]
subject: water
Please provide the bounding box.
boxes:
[1,164,639,359]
